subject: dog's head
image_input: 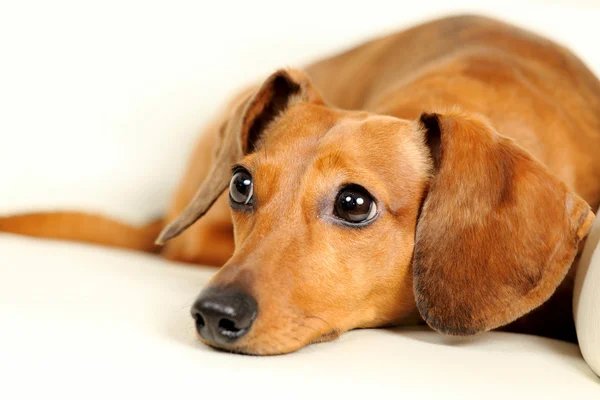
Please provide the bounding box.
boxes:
[157,69,594,354]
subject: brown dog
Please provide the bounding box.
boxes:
[2,15,599,355]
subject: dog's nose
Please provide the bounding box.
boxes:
[191,289,257,346]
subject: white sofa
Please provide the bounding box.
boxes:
[0,232,599,399]
[1,1,599,398]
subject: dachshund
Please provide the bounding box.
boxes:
[2,15,599,355]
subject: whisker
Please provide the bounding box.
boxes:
[178,295,198,310]
[297,321,320,334]
[248,138,259,154]
[304,313,335,332]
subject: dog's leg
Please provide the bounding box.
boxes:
[0,212,163,253]
[1,88,246,265]
[161,192,233,266]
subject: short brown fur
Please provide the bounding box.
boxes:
[2,15,599,354]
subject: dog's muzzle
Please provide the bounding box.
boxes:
[191,288,257,346]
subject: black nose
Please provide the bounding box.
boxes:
[191,288,257,346]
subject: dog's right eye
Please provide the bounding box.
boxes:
[229,169,253,205]
[334,184,377,225]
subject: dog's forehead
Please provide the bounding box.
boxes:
[242,106,426,192]
[242,108,426,204]
[319,113,412,151]
[312,115,427,193]
[254,106,416,165]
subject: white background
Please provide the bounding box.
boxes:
[1,0,600,224]
[1,1,600,399]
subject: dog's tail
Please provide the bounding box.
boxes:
[0,212,164,253]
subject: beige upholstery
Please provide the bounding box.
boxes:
[1,235,600,399]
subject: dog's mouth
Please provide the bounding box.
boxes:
[201,330,341,356]
[191,285,343,355]
[194,312,340,355]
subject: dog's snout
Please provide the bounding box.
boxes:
[191,289,257,346]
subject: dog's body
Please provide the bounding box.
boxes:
[2,15,599,354]
[165,15,600,265]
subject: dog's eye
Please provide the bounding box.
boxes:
[230,169,253,205]
[334,185,377,224]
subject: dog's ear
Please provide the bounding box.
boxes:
[156,69,323,244]
[413,110,594,336]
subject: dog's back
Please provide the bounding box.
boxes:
[306,15,600,207]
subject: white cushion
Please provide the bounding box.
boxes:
[574,208,600,377]
[1,234,599,399]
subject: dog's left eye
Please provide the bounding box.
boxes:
[334,185,377,224]
[230,169,253,205]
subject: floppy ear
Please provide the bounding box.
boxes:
[156,69,323,244]
[413,110,595,336]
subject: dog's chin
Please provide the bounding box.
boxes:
[196,330,342,356]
